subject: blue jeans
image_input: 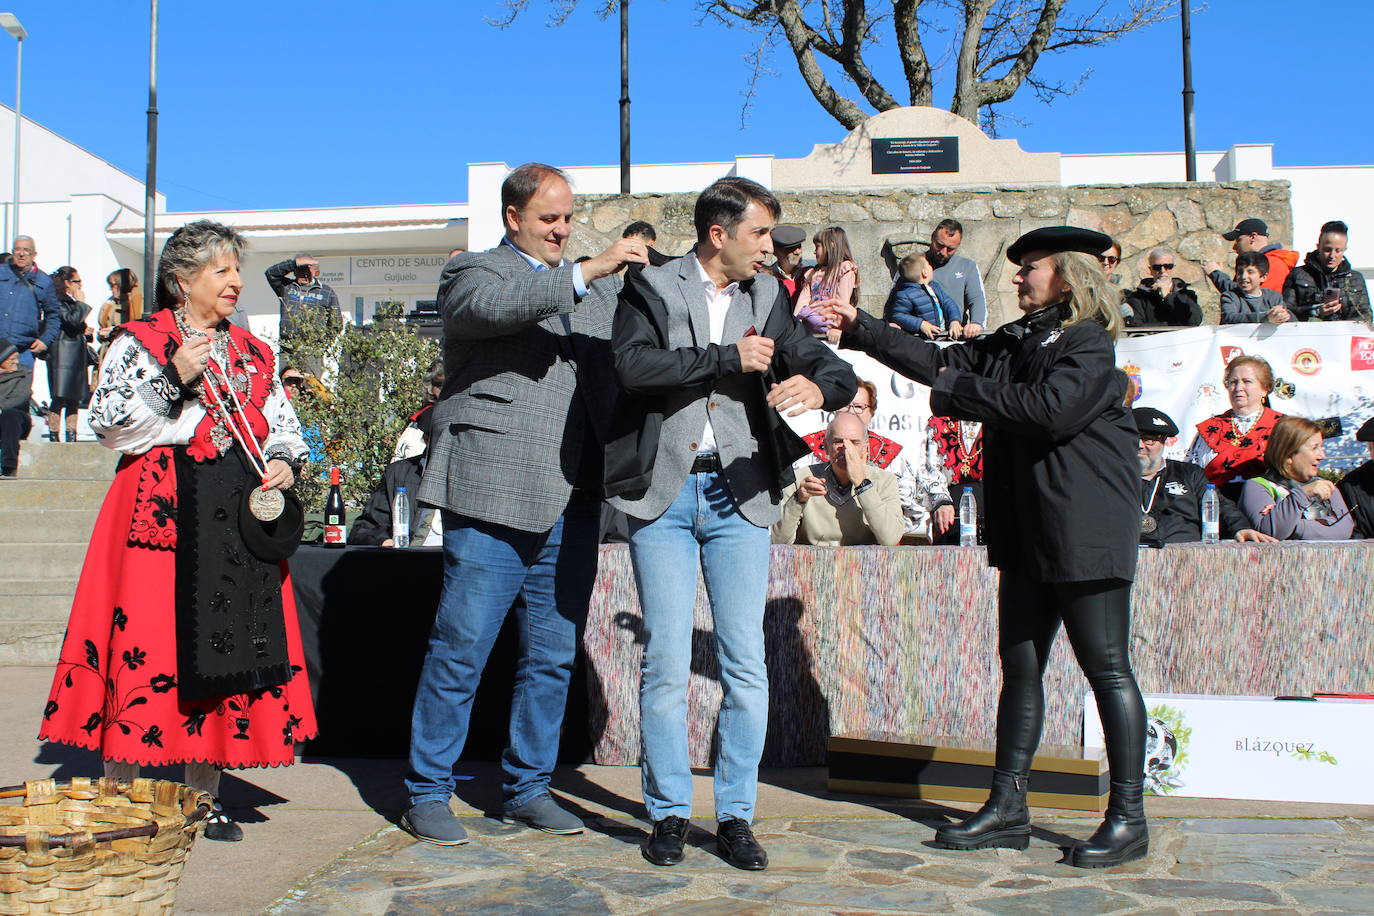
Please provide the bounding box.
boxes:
[405,498,598,808]
[629,469,771,823]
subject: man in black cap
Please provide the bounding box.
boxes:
[623,221,674,268]
[1337,417,1374,538]
[1203,217,1298,295]
[0,337,32,478]
[768,225,807,303]
[1134,406,1272,547]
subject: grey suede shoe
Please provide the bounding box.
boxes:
[501,793,584,835]
[401,801,469,846]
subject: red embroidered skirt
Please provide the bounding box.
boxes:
[38,452,317,768]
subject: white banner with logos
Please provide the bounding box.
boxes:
[781,321,1374,474]
[1085,693,1374,804]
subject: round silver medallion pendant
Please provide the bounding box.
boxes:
[249,486,286,522]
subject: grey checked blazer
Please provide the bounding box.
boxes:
[417,242,621,533]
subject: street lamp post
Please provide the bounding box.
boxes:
[1180,1,1197,182]
[0,13,25,249]
[144,0,159,300]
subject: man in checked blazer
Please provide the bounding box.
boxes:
[403,163,647,846]
[607,178,856,870]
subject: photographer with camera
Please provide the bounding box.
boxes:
[266,252,342,345]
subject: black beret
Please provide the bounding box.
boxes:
[1358,416,1374,443]
[771,225,806,249]
[0,337,16,364]
[1007,226,1114,265]
[1133,407,1179,438]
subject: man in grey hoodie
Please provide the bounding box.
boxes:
[926,218,987,337]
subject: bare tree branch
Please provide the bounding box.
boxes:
[498,0,1177,132]
[893,0,934,106]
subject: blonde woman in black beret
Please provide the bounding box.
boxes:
[828,226,1148,868]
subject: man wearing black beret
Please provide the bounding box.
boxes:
[1134,406,1273,547]
[768,225,807,303]
[1337,417,1374,538]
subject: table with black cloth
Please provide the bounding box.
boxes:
[291,541,1374,766]
[290,545,593,761]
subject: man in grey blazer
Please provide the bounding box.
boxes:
[607,177,856,870]
[402,163,646,846]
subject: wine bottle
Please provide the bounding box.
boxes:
[324,466,346,547]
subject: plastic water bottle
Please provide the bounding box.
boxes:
[1202,484,1220,544]
[959,487,978,547]
[392,487,411,548]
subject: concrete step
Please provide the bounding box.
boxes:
[0,544,88,581]
[0,578,76,599]
[0,593,75,622]
[15,441,118,481]
[0,479,112,508]
[0,621,66,666]
[0,509,98,545]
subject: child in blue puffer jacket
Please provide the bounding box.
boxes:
[884,252,962,338]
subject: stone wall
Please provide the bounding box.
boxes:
[568,181,1292,327]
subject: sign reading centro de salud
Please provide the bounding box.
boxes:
[315,254,448,288]
[871,137,960,175]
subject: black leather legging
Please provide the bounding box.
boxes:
[994,573,1145,782]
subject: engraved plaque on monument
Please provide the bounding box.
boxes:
[871,136,960,175]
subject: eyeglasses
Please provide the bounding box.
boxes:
[1098,255,1120,267]
[1149,263,1175,271]
[841,401,873,413]
[282,377,305,388]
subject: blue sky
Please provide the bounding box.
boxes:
[8,1,1372,212]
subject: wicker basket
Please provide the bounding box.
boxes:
[0,777,212,915]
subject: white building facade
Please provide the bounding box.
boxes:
[5,102,1369,368]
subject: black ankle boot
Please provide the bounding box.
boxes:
[1072,779,1148,868]
[933,768,1030,850]
[65,430,77,442]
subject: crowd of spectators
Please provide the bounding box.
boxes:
[4,210,1370,546]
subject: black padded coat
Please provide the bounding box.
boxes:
[843,302,1139,583]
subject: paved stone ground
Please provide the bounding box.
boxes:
[267,810,1374,915]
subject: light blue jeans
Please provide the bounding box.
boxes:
[628,468,771,823]
[405,500,598,810]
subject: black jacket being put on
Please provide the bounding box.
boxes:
[843,302,1138,583]
[1138,459,1251,548]
[1123,277,1202,328]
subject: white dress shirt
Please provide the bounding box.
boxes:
[695,258,739,456]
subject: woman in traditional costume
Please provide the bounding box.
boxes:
[39,220,316,842]
[1185,354,1284,498]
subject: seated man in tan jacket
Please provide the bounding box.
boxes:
[773,412,905,546]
